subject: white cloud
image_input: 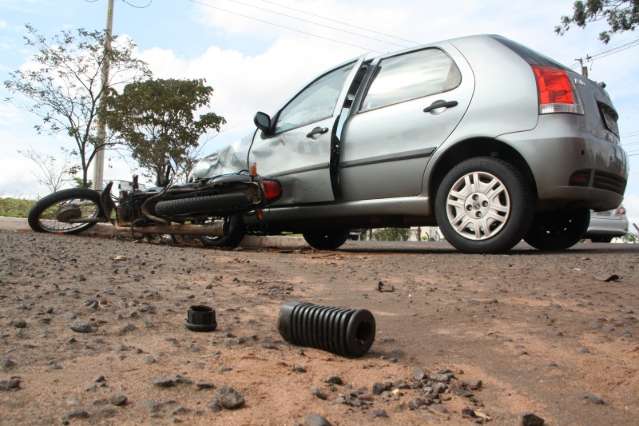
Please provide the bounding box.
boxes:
[0,20,8,30]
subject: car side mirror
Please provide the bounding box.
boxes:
[254,111,272,135]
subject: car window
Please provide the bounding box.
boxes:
[361,49,461,112]
[275,63,354,133]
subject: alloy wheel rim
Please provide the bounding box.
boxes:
[446,171,511,241]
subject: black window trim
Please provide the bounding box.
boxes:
[268,61,357,137]
[355,47,463,115]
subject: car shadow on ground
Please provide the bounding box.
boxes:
[339,243,639,256]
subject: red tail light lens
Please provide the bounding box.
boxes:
[615,206,626,215]
[262,179,282,202]
[531,65,583,115]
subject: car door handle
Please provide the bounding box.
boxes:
[423,100,458,113]
[306,126,329,139]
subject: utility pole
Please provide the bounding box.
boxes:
[575,57,589,78]
[93,0,114,190]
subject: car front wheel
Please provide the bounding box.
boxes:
[435,157,534,253]
[524,208,590,251]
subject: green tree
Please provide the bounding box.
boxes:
[556,1,639,43]
[105,78,226,186]
[373,227,410,242]
[4,25,149,187]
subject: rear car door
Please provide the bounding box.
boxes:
[339,44,474,201]
[250,60,363,206]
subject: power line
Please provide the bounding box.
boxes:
[588,37,639,61]
[188,0,382,53]
[215,0,408,48]
[258,0,421,45]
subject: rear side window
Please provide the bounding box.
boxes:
[361,48,461,112]
[275,62,354,133]
[492,35,567,69]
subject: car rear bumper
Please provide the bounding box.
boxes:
[586,215,629,236]
[500,115,627,211]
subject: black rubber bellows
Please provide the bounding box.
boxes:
[185,305,217,332]
[277,301,376,358]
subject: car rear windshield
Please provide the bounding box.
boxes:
[491,35,567,69]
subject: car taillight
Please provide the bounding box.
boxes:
[615,206,626,215]
[262,179,282,202]
[531,65,583,115]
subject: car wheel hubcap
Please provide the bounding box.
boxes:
[446,171,511,241]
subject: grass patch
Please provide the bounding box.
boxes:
[0,197,35,218]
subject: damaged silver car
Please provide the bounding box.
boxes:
[192,35,628,253]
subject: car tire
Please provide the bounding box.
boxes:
[199,215,245,249]
[590,235,613,243]
[435,157,534,254]
[303,229,349,250]
[524,208,590,251]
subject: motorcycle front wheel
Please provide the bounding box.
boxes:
[27,188,103,234]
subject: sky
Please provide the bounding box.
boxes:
[0,0,638,224]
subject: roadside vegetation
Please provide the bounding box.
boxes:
[0,198,35,218]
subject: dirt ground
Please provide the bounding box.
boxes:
[0,230,638,425]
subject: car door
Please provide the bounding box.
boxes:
[249,59,363,206]
[339,44,474,201]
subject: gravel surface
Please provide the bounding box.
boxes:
[0,230,638,425]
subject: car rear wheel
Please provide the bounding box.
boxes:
[303,229,349,250]
[524,209,590,251]
[435,157,534,253]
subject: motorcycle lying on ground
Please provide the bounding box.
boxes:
[27,163,282,248]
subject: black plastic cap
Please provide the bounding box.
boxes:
[185,305,217,332]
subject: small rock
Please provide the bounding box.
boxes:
[522,412,545,426]
[408,398,429,410]
[377,281,395,293]
[292,365,307,373]
[370,409,388,418]
[70,321,94,333]
[0,377,21,391]
[63,409,90,421]
[95,375,106,383]
[143,355,157,364]
[209,386,245,411]
[311,387,327,400]
[325,375,343,385]
[412,367,426,381]
[196,382,215,390]
[1,357,17,371]
[10,319,27,328]
[119,323,136,335]
[304,414,332,426]
[583,393,606,405]
[372,382,392,395]
[110,394,127,406]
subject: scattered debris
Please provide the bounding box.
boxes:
[209,386,245,411]
[595,274,621,283]
[152,375,192,388]
[0,377,21,391]
[377,281,395,292]
[522,412,545,426]
[304,414,332,426]
[70,320,94,333]
[110,394,128,407]
[583,393,606,405]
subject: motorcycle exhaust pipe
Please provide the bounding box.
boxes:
[115,222,225,236]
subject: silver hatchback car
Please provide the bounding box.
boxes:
[192,34,628,253]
